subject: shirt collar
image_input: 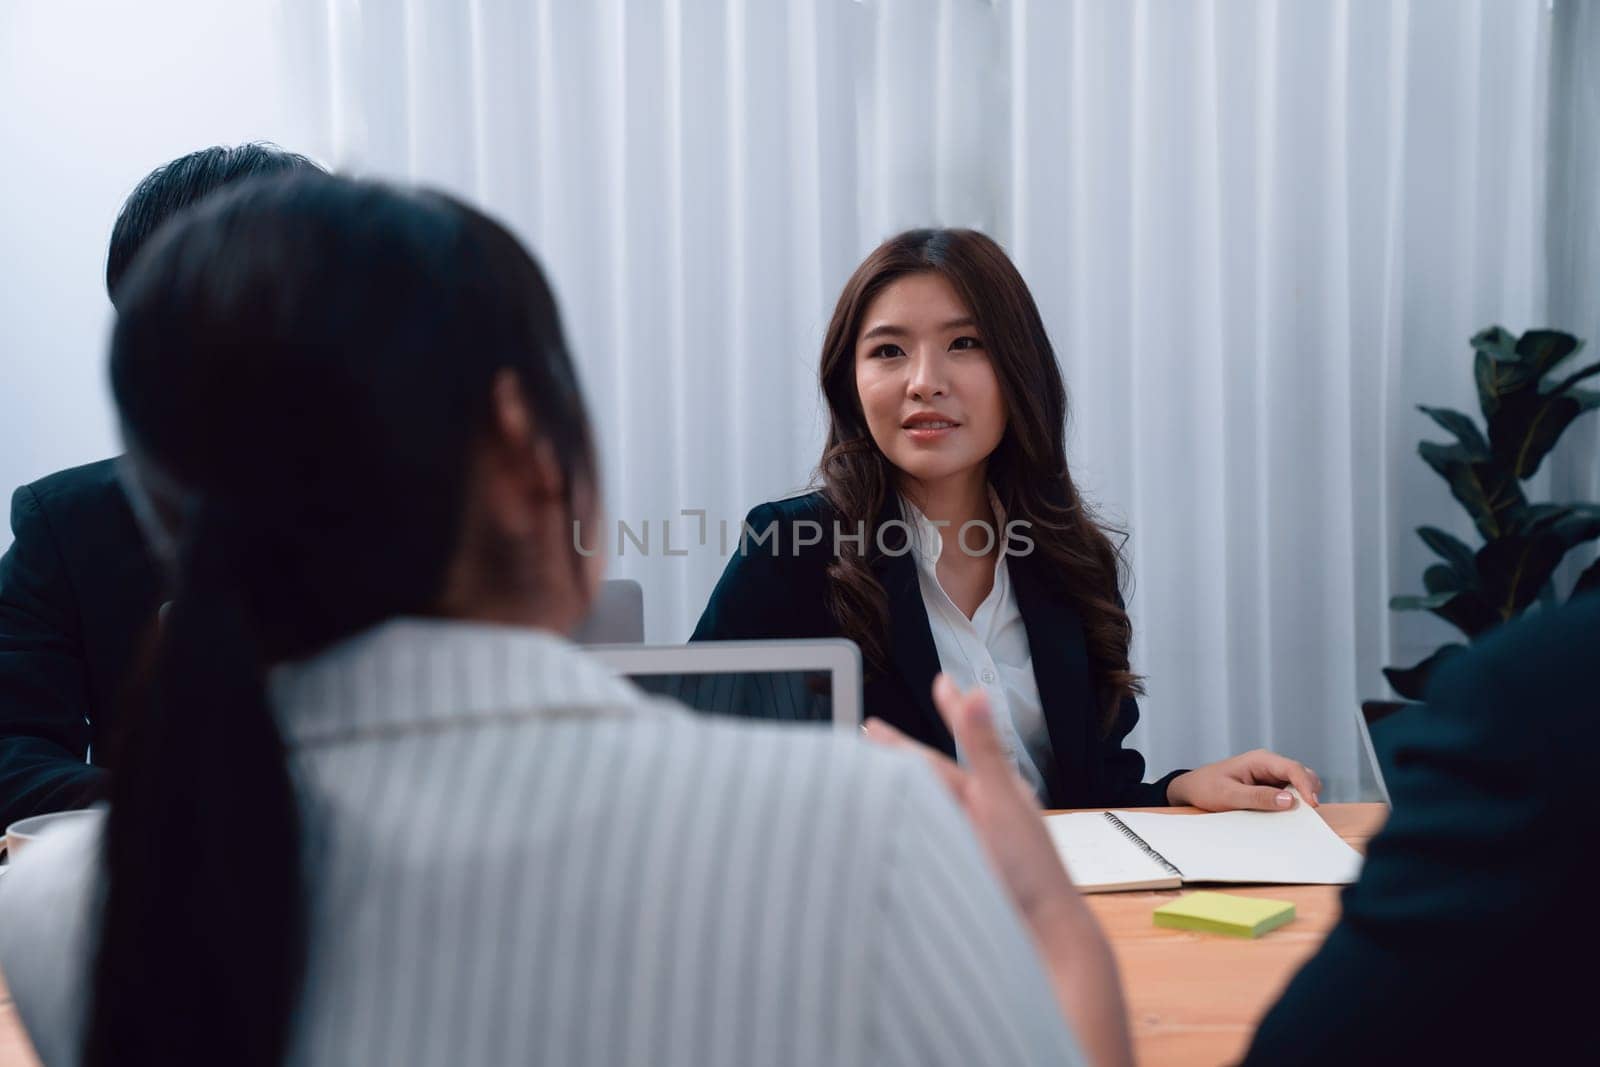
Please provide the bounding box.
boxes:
[267,617,668,746]
[900,486,1009,567]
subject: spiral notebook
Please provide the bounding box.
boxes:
[1044,794,1364,893]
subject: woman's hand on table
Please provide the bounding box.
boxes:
[864,674,1134,1067]
[1166,749,1323,811]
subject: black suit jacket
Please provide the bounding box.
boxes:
[691,492,1180,809]
[0,458,163,829]
[1243,592,1600,1064]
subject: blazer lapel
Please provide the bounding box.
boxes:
[875,546,956,756]
[1008,551,1092,805]
[865,495,955,756]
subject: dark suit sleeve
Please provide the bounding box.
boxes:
[690,503,791,641]
[0,485,107,828]
[1084,693,1185,808]
[1241,600,1597,1064]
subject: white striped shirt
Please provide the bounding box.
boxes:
[0,618,1082,1067]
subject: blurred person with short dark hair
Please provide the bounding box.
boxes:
[0,143,320,828]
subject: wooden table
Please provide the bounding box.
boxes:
[1072,802,1387,1066]
[0,803,1385,1067]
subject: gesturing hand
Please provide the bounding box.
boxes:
[1166,749,1323,811]
[864,674,1134,1067]
[864,674,1075,926]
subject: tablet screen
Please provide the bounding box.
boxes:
[628,669,837,724]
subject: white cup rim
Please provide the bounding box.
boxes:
[7,809,99,836]
[5,809,104,858]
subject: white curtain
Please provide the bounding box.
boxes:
[279,0,1568,799]
[1548,0,1600,560]
[0,0,295,526]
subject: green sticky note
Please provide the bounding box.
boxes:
[1152,891,1296,939]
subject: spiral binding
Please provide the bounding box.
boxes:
[1102,812,1184,878]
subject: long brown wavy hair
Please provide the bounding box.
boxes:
[817,228,1143,730]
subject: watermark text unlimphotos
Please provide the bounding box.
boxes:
[572,510,1035,559]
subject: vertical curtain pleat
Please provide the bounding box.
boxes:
[1344,0,1407,798]
[602,0,632,534]
[1185,0,1232,760]
[283,0,1558,798]
[530,0,559,245]
[1548,0,1600,584]
[724,0,752,509]
[662,0,691,626]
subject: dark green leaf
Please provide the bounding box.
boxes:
[1417,442,1527,540]
[1417,526,1478,584]
[1554,501,1600,524]
[1417,405,1489,457]
[1511,503,1573,535]
[1487,387,1589,479]
[1574,556,1600,599]
[1423,564,1465,594]
[1383,644,1468,701]
[1428,590,1502,637]
[1550,506,1600,548]
[1474,348,1536,419]
[1475,508,1600,618]
[1470,325,1518,361]
[1475,537,1547,618]
[1514,329,1583,377]
[1576,388,1600,412]
[1543,359,1600,396]
[1389,590,1500,637]
[1389,593,1451,611]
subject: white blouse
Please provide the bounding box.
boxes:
[902,493,1055,800]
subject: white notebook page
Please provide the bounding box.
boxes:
[1045,812,1180,892]
[1115,796,1364,885]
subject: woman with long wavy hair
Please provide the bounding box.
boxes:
[695,229,1319,812]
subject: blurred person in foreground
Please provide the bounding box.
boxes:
[0,173,1133,1067]
[872,592,1600,1063]
[0,143,320,828]
[1238,590,1600,1063]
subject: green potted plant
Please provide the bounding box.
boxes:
[1384,326,1600,699]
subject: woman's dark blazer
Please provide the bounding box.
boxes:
[691,491,1181,809]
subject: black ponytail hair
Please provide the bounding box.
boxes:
[90,173,595,1066]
